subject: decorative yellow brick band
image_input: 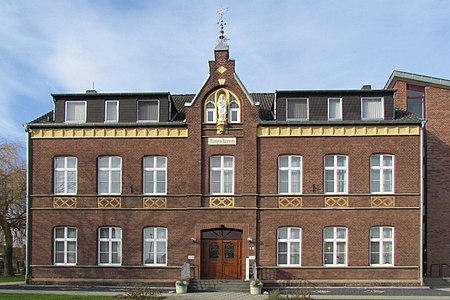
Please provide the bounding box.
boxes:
[210,197,235,208]
[258,125,420,137]
[325,197,349,208]
[29,127,188,139]
[98,197,121,208]
[371,196,395,207]
[143,197,167,208]
[53,197,77,208]
[278,197,303,208]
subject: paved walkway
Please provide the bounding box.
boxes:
[3,283,450,299]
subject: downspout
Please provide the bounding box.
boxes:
[419,120,426,285]
[24,124,31,283]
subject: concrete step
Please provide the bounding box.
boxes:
[424,277,450,288]
[189,280,250,293]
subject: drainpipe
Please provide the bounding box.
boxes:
[419,120,426,285]
[24,124,31,283]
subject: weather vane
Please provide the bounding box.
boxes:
[217,7,229,43]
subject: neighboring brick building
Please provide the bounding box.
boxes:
[26,39,423,286]
[385,72,450,278]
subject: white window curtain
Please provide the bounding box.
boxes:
[362,98,383,119]
[66,102,86,122]
[287,99,308,120]
[328,98,342,120]
[106,101,118,122]
[138,101,159,121]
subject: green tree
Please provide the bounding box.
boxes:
[0,141,26,276]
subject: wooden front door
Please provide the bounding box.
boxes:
[201,229,242,279]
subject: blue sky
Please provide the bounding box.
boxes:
[1,0,449,143]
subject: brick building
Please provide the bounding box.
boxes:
[385,72,450,278]
[26,39,424,286]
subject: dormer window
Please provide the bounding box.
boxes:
[65,101,86,123]
[286,98,308,121]
[328,98,342,120]
[138,100,159,122]
[105,100,119,122]
[361,97,384,120]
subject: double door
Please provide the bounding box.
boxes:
[201,239,242,279]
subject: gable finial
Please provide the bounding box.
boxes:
[217,7,229,44]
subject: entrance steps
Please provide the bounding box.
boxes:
[188,280,250,292]
[425,277,450,288]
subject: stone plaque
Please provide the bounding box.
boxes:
[181,262,190,280]
[208,137,237,145]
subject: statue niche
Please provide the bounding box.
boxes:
[216,94,228,134]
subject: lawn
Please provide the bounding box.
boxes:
[0,294,113,300]
[0,275,25,283]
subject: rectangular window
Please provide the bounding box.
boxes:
[105,100,119,122]
[277,227,301,266]
[229,102,240,123]
[324,155,348,194]
[143,156,167,194]
[99,227,122,265]
[407,85,424,119]
[65,101,86,123]
[278,155,302,194]
[210,156,234,194]
[361,97,384,120]
[54,227,77,265]
[54,157,77,195]
[328,98,342,120]
[370,227,394,265]
[370,154,394,193]
[286,98,309,120]
[98,156,122,194]
[323,227,347,266]
[143,227,167,265]
[138,100,159,122]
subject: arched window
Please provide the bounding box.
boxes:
[229,102,240,123]
[206,102,216,123]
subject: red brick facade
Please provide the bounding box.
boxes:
[26,45,423,286]
[389,75,450,277]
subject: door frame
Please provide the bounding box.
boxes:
[194,223,250,280]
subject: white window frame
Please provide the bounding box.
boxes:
[98,227,122,266]
[205,102,216,123]
[361,97,384,120]
[370,154,394,194]
[137,100,160,122]
[323,227,348,266]
[229,102,240,123]
[105,100,119,122]
[324,155,348,194]
[328,98,343,120]
[286,98,309,121]
[54,156,77,195]
[65,101,87,123]
[54,227,77,265]
[143,156,167,195]
[143,227,168,266]
[277,227,302,266]
[210,156,234,195]
[278,155,302,194]
[98,156,122,195]
[370,226,394,266]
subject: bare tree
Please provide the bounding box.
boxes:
[0,141,26,276]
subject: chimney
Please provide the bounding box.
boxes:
[361,85,372,90]
[86,89,97,94]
